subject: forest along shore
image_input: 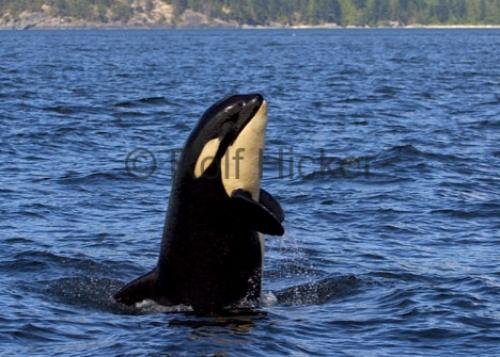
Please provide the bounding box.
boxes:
[1,0,499,30]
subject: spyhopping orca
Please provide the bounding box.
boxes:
[114,93,284,313]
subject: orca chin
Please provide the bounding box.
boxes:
[114,93,284,314]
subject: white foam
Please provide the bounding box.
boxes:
[134,299,193,313]
[261,292,278,307]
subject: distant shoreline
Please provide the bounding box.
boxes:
[1,24,499,31]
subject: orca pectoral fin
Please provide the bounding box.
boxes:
[231,189,285,236]
[113,269,158,306]
[259,188,285,223]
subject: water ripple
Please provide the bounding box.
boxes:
[1,29,499,356]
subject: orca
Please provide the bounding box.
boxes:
[114,93,284,313]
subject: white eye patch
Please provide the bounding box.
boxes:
[194,137,221,178]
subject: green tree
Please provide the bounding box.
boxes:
[2,0,500,26]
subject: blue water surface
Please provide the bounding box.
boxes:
[0,29,499,356]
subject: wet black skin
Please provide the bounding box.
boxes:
[114,94,284,314]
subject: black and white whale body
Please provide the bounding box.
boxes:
[114,93,284,313]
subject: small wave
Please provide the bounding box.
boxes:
[374,85,400,97]
[53,126,79,136]
[431,207,499,219]
[336,97,365,104]
[10,323,62,343]
[0,258,48,272]
[294,144,466,184]
[393,143,422,154]
[21,154,47,161]
[113,111,148,120]
[168,310,266,328]
[479,94,500,106]
[374,144,421,163]
[367,271,435,283]
[54,170,127,185]
[0,188,16,195]
[13,209,48,220]
[466,119,500,129]
[274,275,358,305]
[264,41,284,48]
[43,105,103,115]
[391,327,469,340]
[43,105,79,115]
[114,96,171,108]
[338,68,366,76]
[9,250,129,277]
[45,276,125,312]
[372,144,466,167]
[301,168,401,183]
[3,237,36,245]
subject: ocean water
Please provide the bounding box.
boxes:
[0,29,499,356]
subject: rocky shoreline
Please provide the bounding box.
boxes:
[0,6,240,30]
[2,23,499,30]
[1,10,498,30]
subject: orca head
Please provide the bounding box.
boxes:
[180,93,268,200]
